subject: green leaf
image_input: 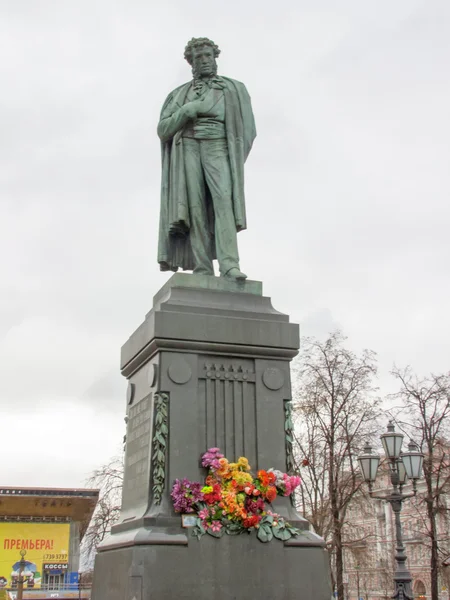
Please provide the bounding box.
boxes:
[261,515,274,525]
[287,526,301,536]
[273,526,291,541]
[257,526,273,543]
[224,522,244,536]
[160,423,168,435]
[192,526,205,541]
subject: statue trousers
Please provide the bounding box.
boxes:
[183,137,240,276]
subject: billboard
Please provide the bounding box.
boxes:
[0,523,70,589]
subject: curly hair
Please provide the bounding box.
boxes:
[184,37,221,66]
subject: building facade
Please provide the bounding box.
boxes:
[0,487,98,600]
[343,471,450,600]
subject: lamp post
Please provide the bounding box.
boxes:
[357,421,424,600]
[16,549,27,600]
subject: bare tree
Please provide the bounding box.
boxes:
[391,366,450,600]
[345,545,371,600]
[83,455,124,565]
[293,407,332,540]
[292,331,381,600]
[378,556,396,600]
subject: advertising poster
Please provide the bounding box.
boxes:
[0,523,70,589]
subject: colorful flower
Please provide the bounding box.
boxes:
[171,449,301,542]
[237,456,250,471]
[201,448,224,471]
[245,496,265,514]
[209,521,222,532]
[265,486,277,503]
[198,508,209,520]
[216,458,230,478]
[282,473,302,496]
[232,471,253,487]
[171,479,203,513]
[243,515,260,529]
[203,483,222,505]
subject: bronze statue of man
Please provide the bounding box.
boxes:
[157,37,256,281]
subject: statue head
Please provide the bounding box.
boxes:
[184,37,221,79]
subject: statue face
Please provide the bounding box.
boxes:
[192,45,216,77]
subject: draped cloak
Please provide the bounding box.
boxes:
[157,76,256,272]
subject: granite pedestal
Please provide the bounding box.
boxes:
[91,274,331,600]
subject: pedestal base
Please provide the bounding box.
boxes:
[91,274,332,599]
[92,525,331,600]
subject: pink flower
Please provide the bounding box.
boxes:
[198,508,209,520]
[210,521,222,532]
[283,473,301,496]
[201,448,225,471]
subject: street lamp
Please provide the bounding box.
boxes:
[355,561,360,600]
[16,549,27,600]
[357,421,424,600]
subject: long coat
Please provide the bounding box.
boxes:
[157,76,256,272]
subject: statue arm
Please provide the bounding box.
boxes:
[157,96,200,143]
[238,84,256,162]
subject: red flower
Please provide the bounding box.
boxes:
[266,486,277,503]
[245,497,265,514]
[243,515,260,529]
[302,458,310,467]
[204,483,222,505]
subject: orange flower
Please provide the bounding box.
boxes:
[258,470,270,487]
[217,458,231,478]
[266,486,277,503]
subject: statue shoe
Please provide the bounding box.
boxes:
[224,267,247,281]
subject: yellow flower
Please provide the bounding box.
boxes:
[234,471,253,486]
[237,457,251,471]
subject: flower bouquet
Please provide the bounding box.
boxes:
[171,448,302,542]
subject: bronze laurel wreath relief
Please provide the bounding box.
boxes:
[152,392,169,504]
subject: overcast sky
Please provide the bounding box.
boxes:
[1,0,449,488]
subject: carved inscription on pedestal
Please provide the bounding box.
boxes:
[122,393,153,510]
